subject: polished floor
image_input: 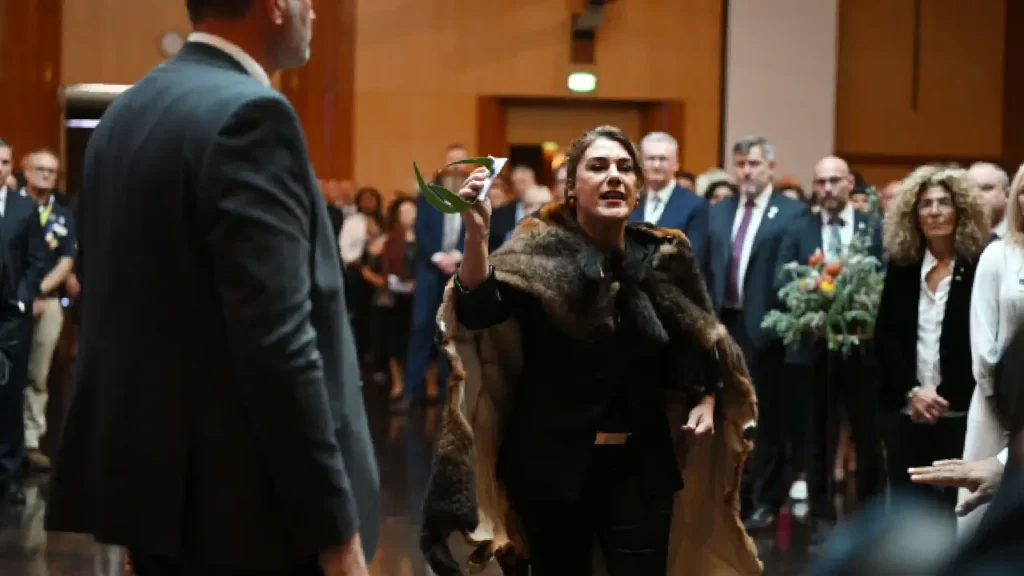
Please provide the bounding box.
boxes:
[0,380,828,575]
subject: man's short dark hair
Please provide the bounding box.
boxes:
[186,0,253,25]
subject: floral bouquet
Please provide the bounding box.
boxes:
[761,234,884,356]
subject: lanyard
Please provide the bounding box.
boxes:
[38,195,54,226]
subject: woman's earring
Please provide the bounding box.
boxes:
[567,196,576,206]
[635,197,640,208]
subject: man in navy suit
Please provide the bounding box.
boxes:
[629,132,708,261]
[776,156,885,536]
[403,144,468,406]
[704,136,807,529]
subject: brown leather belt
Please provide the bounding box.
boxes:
[594,432,631,445]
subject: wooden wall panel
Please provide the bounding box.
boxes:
[836,0,1005,159]
[0,0,62,156]
[1004,0,1024,171]
[354,0,723,192]
[62,0,188,85]
[505,103,643,146]
[641,101,686,165]
[476,96,506,160]
[279,0,356,180]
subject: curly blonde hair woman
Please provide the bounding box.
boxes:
[883,165,989,265]
[875,165,989,526]
[959,162,1024,535]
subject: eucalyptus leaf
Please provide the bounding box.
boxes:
[412,156,508,214]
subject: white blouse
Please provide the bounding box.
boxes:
[970,239,1024,396]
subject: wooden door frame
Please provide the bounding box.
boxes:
[476,95,686,160]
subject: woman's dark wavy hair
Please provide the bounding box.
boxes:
[382,196,417,278]
[355,186,384,225]
[883,165,989,265]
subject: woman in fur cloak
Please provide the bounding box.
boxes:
[420,126,762,575]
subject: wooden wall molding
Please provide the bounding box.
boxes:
[280,0,355,180]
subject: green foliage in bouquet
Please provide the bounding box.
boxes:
[412,156,500,214]
[761,234,885,356]
[864,185,883,219]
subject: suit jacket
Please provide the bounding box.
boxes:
[630,185,709,262]
[410,191,463,324]
[0,223,23,385]
[0,188,48,307]
[44,42,380,570]
[875,255,978,413]
[489,201,521,253]
[775,209,883,365]
[704,192,806,349]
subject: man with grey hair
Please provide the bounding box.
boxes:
[45,1,379,574]
[967,162,1010,242]
[629,131,709,260]
[705,135,807,531]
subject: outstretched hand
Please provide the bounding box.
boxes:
[909,456,1003,516]
[684,395,715,437]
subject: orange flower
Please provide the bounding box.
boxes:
[809,250,825,267]
[824,261,842,277]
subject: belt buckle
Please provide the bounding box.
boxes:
[594,432,630,445]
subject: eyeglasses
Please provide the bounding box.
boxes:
[34,166,58,175]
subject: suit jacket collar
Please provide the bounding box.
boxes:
[175,40,253,81]
[186,32,271,86]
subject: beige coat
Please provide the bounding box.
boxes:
[420,203,763,575]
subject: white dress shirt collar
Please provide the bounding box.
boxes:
[186,32,271,87]
[745,184,772,209]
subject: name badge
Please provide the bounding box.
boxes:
[51,222,68,236]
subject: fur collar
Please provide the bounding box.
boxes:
[489,202,727,351]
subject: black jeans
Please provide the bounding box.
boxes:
[508,442,675,575]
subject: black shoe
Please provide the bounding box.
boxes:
[743,506,776,532]
[1,482,25,506]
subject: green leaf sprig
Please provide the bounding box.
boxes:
[413,156,500,214]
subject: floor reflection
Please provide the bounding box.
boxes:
[0,381,817,575]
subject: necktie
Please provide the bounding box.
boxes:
[988,231,1000,244]
[827,216,844,260]
[726,199,756,305]
[648,194,662,223]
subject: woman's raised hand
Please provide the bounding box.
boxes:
[458,167,492,241]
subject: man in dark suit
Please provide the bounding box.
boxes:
[704,136,806,529]
[488,165,552,252]
[630,132,709,261]
[403,145,468,406]
[776,156,885,534]
[0,138,47,506]
[44,2,379,574]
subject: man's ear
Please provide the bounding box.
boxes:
[265,0,287,25]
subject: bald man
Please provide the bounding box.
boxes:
[968,162,1009,242]
[775,155,885,533]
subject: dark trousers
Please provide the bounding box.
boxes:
[808,346,884,520]
[884,412,967,520]
[721,309,787,513]
[404,276,449,400]
[0,318,32,486]
[784,362,813,477]
[129,551,321,576]
[508,443,674,575]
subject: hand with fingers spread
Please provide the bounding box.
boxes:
[909,386,949,424]
[908,456,1003,516]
